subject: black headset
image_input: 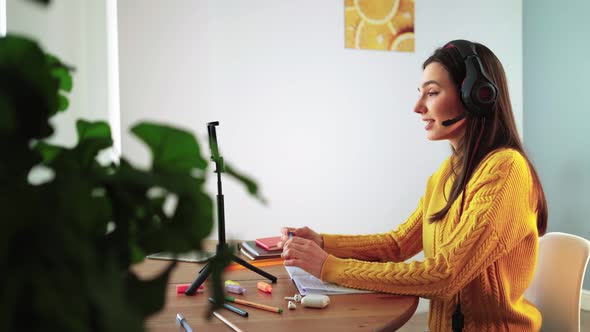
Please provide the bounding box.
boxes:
[443,39,498,117]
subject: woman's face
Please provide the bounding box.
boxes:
[414,62,466,148]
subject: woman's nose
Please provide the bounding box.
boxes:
[414,99,426,114]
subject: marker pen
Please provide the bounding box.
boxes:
[176,313,193,332]
[225,280,240,286]
[208,297,248,317]
[257,281,273,293]
[225,296,283,314]
[225,284,247,295]
[176,283,204,294]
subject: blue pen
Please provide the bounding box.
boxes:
[176,313,193,332]
[209,297,249,317]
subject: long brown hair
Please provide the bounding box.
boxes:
[424,41,547,236]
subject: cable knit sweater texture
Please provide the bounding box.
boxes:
[320,148,541,332]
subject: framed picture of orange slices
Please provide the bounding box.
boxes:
[345,0,415,52]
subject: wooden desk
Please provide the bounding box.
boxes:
[133,259,418,332]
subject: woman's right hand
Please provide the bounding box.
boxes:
[277,226,324,249]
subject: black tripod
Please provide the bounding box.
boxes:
[184,121,277,295]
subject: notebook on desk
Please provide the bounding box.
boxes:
[239,240,282,260]
[285,266,374,296]
[254,236,282,251]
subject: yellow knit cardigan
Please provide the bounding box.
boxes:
[320,148,542,332]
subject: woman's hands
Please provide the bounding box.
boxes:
[278,226,324,248]
[278,227,328,278]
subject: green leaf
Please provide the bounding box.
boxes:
[1,143,41,182]
[105,161,212,257]
[77,119,112,142]
[168,190,213,250]
[0,95,16,136]
[88,260,144,332]
[47,53,73,92]
[135,184,213,254]
[129,243,145,264]
[131,122,208,174]
[56,67,73,92]
[0,35,56,137]
[58,94,69,111]
[34,141,64,164]
[75,120,113,169]
[110,160,200,195]
[225,163,267,204]
[46,165,111,235]
[125,261,176,318]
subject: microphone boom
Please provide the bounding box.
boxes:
[442,113,466,127]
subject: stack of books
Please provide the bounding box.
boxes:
[239,236,283,260]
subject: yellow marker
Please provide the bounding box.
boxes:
[224,280,240,286]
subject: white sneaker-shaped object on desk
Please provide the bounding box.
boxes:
[301,294,330,308]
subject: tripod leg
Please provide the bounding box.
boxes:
[185,262,211,295]
[232,255,278,283]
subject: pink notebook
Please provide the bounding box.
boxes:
[255,236,282,251]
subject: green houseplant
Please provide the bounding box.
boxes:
[0,29,262,332]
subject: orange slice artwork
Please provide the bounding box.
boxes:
[344,0,415,52]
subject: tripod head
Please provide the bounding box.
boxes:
[207,121,224,172]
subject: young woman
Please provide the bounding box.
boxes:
[279,40,547,332]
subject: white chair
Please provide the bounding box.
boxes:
[525,232,590,332]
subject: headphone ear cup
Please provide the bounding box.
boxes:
[445,39,499,117]
[461,55,498,117]
[472,80,497,110]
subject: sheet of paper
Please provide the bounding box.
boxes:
[285,266,373,296]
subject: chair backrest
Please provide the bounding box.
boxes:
[525,232,590,332]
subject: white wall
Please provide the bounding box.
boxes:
[1,0,6,36]
[6,0,111,147]
[118,0,522,244]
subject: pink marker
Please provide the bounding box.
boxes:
[176,283,204,294]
